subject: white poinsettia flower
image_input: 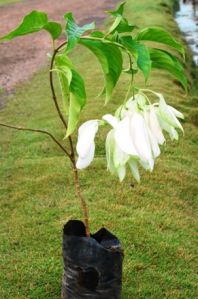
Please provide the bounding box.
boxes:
[156,113,179,140]
[147,106,165,145]
[139,89,184,141]
[76,143,96,169]
[115,117,139,157]
[103,114,119,128]
[103,112,152,181]
[128,159,140,183]
[157,93,184,132]
[130,112,154,171]
[168,105,184,120]
[76,120,99,169]
[104,117,129,182]
[147,127,161,158]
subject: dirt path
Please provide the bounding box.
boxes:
[0,0,118,97]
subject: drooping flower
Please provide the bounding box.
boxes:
[76,120,99,169]
[105,129,129,182]
[103,114,141,182]
[141,90,184,141]
[144,105,165,145]
[158,93,184,132]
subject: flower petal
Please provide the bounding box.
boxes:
[168,105,184,119]
[76,120,99,158]
[105,130,116,173]
[157,113,179,140]
[130,112,153,162]
[115,117,139,156]
[103,114,119,128]
[128,159,140,183]
[158,94,183,132]
[117,165,126,182]
[139,158,154,172]
[113,142,129,168]
[148,106,165,145]
[147,128,161,158]
[76,142,95,169]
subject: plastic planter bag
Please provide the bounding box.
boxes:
[62,220,124,299]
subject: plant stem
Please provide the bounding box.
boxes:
[50,51,68,131]
[50,45,90,237]
[0,123,70,157]
[123,53,134,103]
[0,121,91,236]
[72,164,90,237]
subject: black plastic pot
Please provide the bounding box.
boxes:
[62,220,124,299]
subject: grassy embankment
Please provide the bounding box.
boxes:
[0,0,197,298]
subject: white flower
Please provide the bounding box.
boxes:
[76,120,99,169]
[106,110,155,171]
[105,130,128,182]
[76,90,184,184]
[114,117,139,156]
[158,93,184,132]
[103,114,142,182]
[130,112,154,170]
[128,159,140,183]
[140,89,184,139]
[145,106,165,145]
[104,114,129,182]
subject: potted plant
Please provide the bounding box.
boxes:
[0,2,186,298]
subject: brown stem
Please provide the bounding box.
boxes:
[0,122,90,236]
[72,163,90,237]
[0,123,70,157]
[50,50,68,131]
[49,44,90,237]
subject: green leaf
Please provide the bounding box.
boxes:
[67,94,82,138]
[55,55,73,114]
[114,19,136,34]
[109,31,120,43]
[44,22,62,40]
[107,1,136,35]
[80,38,123,103]
[120,36,151,81]
[136,27,184,56]
[149,48,187,90]
[64,12,95,53]
[66,69,86,137]
[69,69,86,105]
[107,16,122,34]
[136,44,151,81]
[120,36,138,58]
[90,31,104,38]
[0,11,62,41]
[54,54,86,137]
[108,17,136,35]
[107,1,126,17]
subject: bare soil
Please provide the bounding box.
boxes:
[0,0,118,97]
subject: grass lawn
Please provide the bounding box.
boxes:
[0,0,20,5]
[0,0,198,298]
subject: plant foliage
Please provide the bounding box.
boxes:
[0,11,62,40]
[0,1,187,136]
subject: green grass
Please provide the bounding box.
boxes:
[0,0,20,5]
[0,0,198,298]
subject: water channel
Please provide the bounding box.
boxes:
[175,0,198,65]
